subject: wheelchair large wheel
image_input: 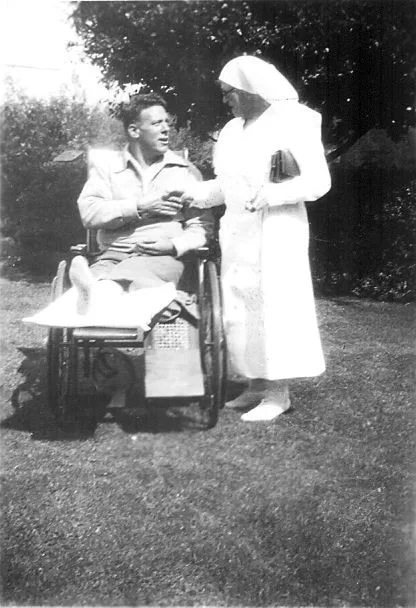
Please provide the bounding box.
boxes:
[199,260,226,428]
[46,260,78,427]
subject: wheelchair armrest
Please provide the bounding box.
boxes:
[70,244,88,256]
[195,246,210,259]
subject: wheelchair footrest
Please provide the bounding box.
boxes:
[73,327,143,342]
[144,348,204,398]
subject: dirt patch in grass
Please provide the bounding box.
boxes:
[1,277,415,606]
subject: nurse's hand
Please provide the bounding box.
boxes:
[180,181,225,208]
[180,185,199,206]
[245,189,267,212]
[138,190,183,217]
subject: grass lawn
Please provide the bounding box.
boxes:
[0,274,415,607]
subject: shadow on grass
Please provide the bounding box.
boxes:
[0,345,112,440]
[109,379,245,435]
[2,346,222,440]
[109,402,209,434]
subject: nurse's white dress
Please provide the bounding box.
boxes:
[212,102,331,380]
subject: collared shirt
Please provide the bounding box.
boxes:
[77,147,213,257]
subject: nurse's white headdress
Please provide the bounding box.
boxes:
[218,55,298,103]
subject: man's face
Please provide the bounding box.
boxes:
[130,105,170,157]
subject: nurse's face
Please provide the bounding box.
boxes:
[220,84,242,117]
[220,83,261,119]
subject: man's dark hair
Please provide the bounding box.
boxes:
[118,93,168,130]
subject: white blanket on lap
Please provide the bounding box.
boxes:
[23,283,177,330]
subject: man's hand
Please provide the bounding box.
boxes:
[138,190,184,218]
[135,237,176,256]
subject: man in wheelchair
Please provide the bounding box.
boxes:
[69,92,213,322]
[23,93,225,427]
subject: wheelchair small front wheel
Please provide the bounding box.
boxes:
[47,327,78,428]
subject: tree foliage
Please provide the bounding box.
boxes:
[71,0,416,147]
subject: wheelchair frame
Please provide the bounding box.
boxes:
[46,238,227,430]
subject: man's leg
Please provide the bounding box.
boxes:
[105,255,185,290]
[88,250,132,282]
[116,255,185,321]
[69,256,124,315]
[69,253,184,317]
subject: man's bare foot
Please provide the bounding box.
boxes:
[69,256,95,314]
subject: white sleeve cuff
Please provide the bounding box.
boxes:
[122,197,141,218]
[172,232,206,258]
[260,173,331,207]
[189,180,225,208]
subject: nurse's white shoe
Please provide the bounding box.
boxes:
[240,399,290,422]
[225,389,264,410]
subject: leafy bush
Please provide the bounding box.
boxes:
[1,80,124,261]
[169,127,215,179]
[309,127,415,301]
[350,181,415,301]
[310,177,415,302]
[341,128,415,172]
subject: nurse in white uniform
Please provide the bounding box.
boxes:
[182,55,331,421]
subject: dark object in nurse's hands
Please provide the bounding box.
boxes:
[269,149,300,183]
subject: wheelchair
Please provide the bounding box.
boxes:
[46,228,226,429]
[45,129,229,430]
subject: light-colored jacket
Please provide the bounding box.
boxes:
[77,148,213,257]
